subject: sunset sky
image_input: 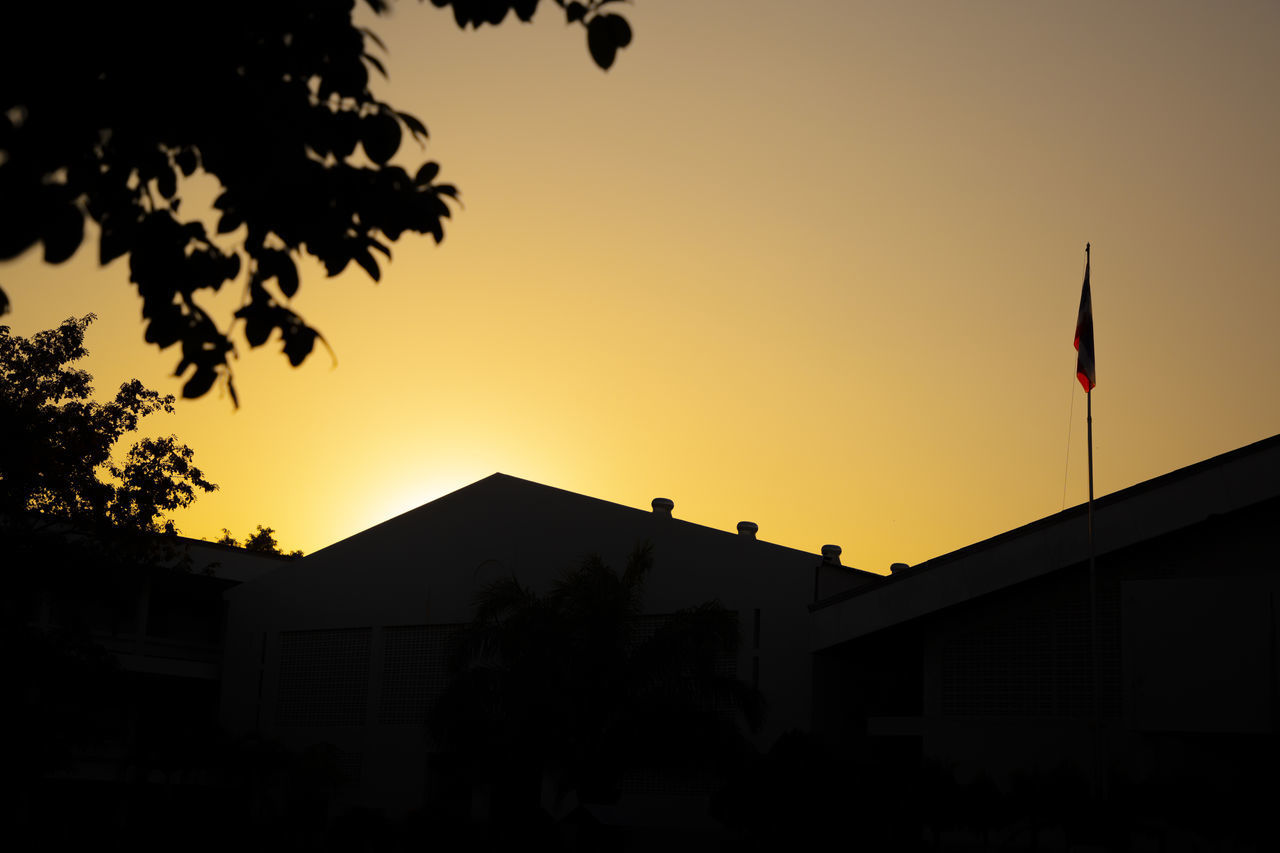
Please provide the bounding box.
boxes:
[6,0,1279,573]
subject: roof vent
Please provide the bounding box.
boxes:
[736,521,758,539]
[821,544,842,566]
[651,497,674,517]
[889,562,910,574]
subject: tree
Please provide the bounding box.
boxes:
[0,1,634,402]
[429,543,764,820]
[1,315,217,795]
[218,524,304,558]
[0,314,216,533]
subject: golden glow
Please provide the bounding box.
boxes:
[5,1,1280,571]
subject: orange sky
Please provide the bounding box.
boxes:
[5,0,1279,573]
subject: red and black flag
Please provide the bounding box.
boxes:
[1074,244,1095,392]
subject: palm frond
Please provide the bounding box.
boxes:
[471,575,536,625]
[434,541,763,798]
[621,540,654,599]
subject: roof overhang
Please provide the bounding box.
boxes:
[811,434,1280,651]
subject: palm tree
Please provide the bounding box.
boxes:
[428,542,764,819]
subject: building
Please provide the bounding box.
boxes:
[22,434,1280,845]
[12,530,288,845]
[811,433,1280,808]
[219,473,877,816]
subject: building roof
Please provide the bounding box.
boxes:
[228,472,878,626]
[309,472,840,565]
[172,535,295,582]
[811,433,1280,650]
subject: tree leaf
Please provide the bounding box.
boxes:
[415,161,440,185]
[43,203,85,264]
[244,308,274,348]
[353,248,381,281]
[566,2,587,24]
[0,216,39,260]
[362,111,402,165]
[223,253,242,282]
[282,325,317,366]
[587,16,619,70]
[145,309,183,347]
[182,366,217,398]
[363,52,388,78]
[175,147,198,177]
[606,14,632,48]
[329,110,361,159]
[323,252,350,277]
[275,254,299,298]
[216,210,243,234]
[359,26,387,52]
[156,167,177,200]
[398,111,429,141]
[513,0,537,22]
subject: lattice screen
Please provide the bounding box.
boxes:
[628,612,740,722]
[276,628,372,727]
[378,624,464,725]
[941,591,1120,717]
[331,747,364,787]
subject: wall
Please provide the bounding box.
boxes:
[220,474,877,813]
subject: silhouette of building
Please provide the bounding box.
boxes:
[218,473,877,816]
[12,531,288,843]
[811,433,1280,798]
[23,436,1280,844]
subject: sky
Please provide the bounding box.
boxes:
[5,0,1279,573]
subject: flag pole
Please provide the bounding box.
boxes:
[1083,242,1103,802]
[1073,240,1102,801]
[1088,362,1101,800]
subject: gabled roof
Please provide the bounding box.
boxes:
[306,471,834,565]
[229,473,877,626]
[811,433,1280,649]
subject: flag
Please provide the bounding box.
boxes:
[1074,245,1095,392]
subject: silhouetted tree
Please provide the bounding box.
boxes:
[217,525,303,557]
[0,1,633,401]
[0,315,216,532]
[430,543,763,826]
[3,315,220,789]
